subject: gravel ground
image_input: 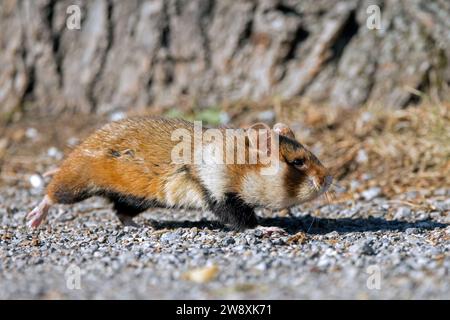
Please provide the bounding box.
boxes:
[0,178,449,299]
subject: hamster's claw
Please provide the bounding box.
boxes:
[26,196,52,229]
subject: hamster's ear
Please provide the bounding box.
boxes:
[246,123,273,156]
[273,123,295,139]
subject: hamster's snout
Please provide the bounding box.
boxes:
[311,173,333,196]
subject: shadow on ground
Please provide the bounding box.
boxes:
[144,216,448,235]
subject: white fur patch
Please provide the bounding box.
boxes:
[81,148,103,157]
[194,143,229,201]
[240,163,298,209]
[163,172,205,209]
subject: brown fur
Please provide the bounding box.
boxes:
[29,117,331,230]
[47,118,191,204]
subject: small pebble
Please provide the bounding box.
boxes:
[47,147,63,160]
[356,149,368,163]
[25,128,38,139]
[257,110,275,122]
[29,174,44,189]
[67,137,79,147]
[361,187,381,201]
[394,207,412,220]
[219,112,230,124]
[109,112,127,122]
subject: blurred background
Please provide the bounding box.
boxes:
[1,0,448,196]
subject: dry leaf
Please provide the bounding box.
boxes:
[287,232,308,244]
[182,265,219,283]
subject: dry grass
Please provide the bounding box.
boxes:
[271,98,450,198]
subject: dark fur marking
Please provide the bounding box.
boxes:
[279,135,304,152]
[175,165,189,174]
[101,191,164,217]
[53,185,162,217]
[206,192,258,231]
[53,187,91,204]
[123,149,134,157]
[284,165,307,198]
[180,166,256,230]
[109,149,121,158]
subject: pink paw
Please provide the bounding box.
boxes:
[256,226,287,236]
[27,216,44,229]
[26,196,52,229]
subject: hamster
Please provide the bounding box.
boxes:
[26,117,333,231]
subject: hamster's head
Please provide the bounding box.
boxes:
[240,123,333,210]
[275,123,333,206]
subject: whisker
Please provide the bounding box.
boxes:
[312,179,321,191]
[325,191,332,203]
[307,216,315,233]
[321,189,336,204]
[329,190,336,201]
[331,181,345,193]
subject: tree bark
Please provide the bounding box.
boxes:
[1,0,449,119]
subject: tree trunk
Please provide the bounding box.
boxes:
[1,0,449,120]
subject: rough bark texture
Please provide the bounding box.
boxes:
[1,0,449,118]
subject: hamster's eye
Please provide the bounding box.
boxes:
[292,158,305,167]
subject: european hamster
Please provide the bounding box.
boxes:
[27,117,332,230]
